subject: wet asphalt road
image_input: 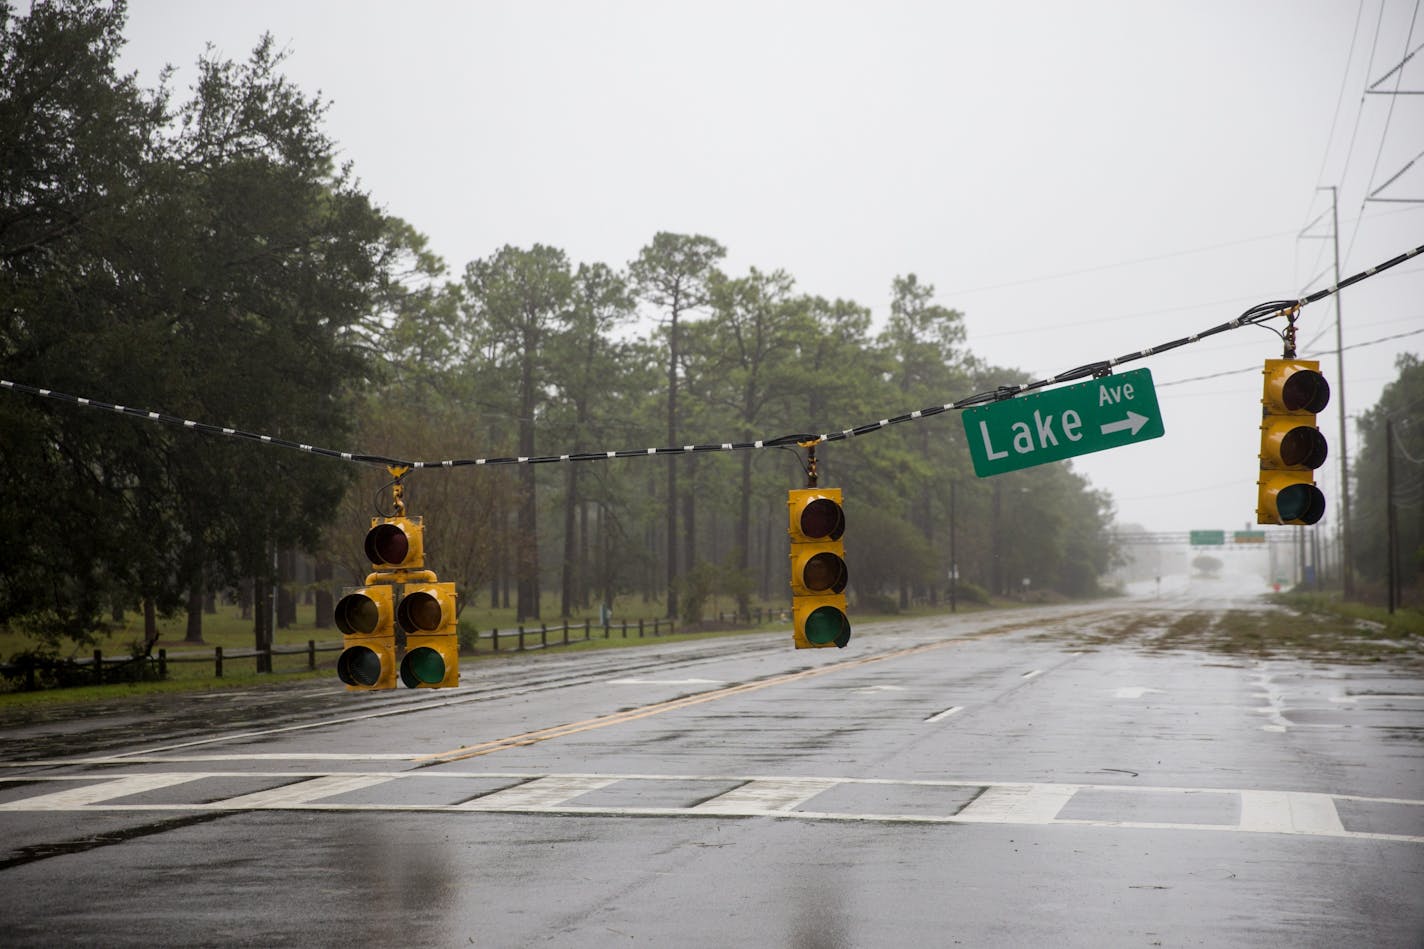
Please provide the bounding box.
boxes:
[1,576,1421,947]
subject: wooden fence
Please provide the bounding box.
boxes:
[7,609,791,685]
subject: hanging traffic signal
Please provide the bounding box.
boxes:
[337,471,461,691]
[398,581,460,689]
[364,516,425,571]
[1257,358,1329,525]
[788,487,851,648]
[335,583,397,690]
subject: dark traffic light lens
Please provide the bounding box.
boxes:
[801,552,848,593]
[805,605,851,647]
[1281,371,1330,413]
[1278,483,1326,524]
[334,593,379,636]
[800,499,845,540]
[400,647,446,687]
[338,646,383,686]
[1280,426,1328,469]
[397,591,443,632]
[365,523,410,566]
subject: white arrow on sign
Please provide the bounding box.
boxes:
[1100,411,1151,437]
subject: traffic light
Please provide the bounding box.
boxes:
[1257,358,1329,525]
[335,583,397,690]
[397,581,460,689]
[364,516,425,571]
[788,487,851,648]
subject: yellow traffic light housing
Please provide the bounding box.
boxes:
[364,516,426,571]
[398,581,459,689]
[788,486,850,648]
[336,470,461,691]
[1257,358,1329,526]
[335,583,397,690]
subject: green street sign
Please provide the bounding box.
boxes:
[963,368,1165,477]
[1190,530,1226,546]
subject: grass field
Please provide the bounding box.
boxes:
[1031,592,1422,666]
[0,592,792,706]
[10,587,1412,707]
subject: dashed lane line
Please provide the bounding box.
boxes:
[415,636,990,765]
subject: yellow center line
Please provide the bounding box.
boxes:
[417,634,986,765]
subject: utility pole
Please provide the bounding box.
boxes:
[1302,187,1356,597]
[948,481,958,613]
[1328,186,1355,598]
[1386,418,1398,614]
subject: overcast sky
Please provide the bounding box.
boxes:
[117,1,1423,540]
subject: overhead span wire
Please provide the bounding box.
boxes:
[2,243,1421,470]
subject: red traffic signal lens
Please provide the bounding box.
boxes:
[1281,370,1330,413]
[799,498,845,540]
[337,646,384,686]
[365,523,410,566]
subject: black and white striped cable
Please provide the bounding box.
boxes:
[3,242,1420,469]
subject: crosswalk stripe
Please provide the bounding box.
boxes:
[0,771,1418,843]
[0,773,203,810]
[693,778,841,814]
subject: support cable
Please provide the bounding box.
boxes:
[2,243,1421,470]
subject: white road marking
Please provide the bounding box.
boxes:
[606,678,725,685]
[0,773,203,811]
[458,775,618,809]
[1021,669,1044,680]
[0,770,1417,843]
[694,777,840,814]
[215,774,396,809]
[956,783,1079,824]
[1112,687,1165,699]
[924,706,964,723]
[1238,790,1346,836]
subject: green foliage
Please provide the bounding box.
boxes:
[1351,354,1423,594]
[1,3,1126,653]
[1,1,409,643]
[953,581,992,605]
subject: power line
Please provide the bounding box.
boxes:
[1157,325,1424,388]
[3,244,1422,470]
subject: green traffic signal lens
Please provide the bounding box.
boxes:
[338,646,383,686]
[805,605,850,646]
[334,594,379,636]
[799,499,845,541]
[1277,484,1326,525]
[802,552,848,594]
[397,591,443,632]
[365,523,410,566]
[401,646,446,687]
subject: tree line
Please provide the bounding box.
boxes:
[1,1,1124,655]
